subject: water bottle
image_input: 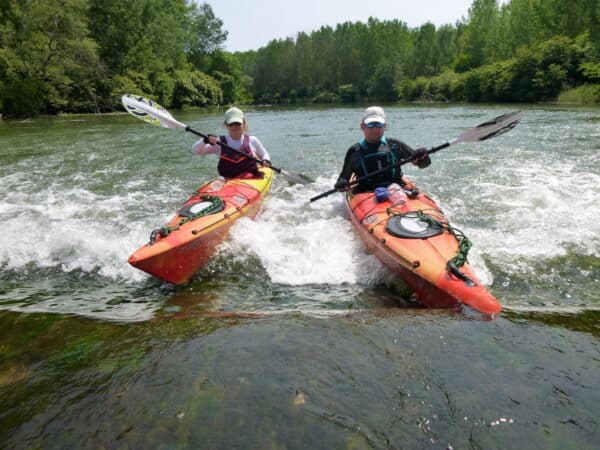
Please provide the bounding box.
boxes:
[374,187,389,202]
[387,183,407,204]
[210,176,225,192]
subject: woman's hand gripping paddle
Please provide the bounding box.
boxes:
[122,94,312,185]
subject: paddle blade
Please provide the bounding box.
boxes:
[280,169,313,185]
[455,111,522,143]
[121,94,186,130]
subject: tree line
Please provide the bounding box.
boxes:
[1,0,599,118]
[239,0,600,104]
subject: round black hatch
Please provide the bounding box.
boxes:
[386,213,443,239]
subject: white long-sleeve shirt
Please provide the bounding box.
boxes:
[191,135,271,161]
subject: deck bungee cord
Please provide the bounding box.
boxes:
[414,210,474,285]
[148,195,225,244]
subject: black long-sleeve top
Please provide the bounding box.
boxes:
[336,137,430,193]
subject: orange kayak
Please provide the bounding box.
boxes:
[129,167,274,284]
[345,187,502,315]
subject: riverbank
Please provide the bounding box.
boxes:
[2,96,599,123]
[557,84,600,104]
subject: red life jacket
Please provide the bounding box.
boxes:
[217,135,260,178]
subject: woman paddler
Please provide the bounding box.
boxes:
[191,107,271,179]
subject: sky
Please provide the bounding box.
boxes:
[202,0,477,52]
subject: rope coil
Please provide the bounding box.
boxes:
[401,209,476,285]
[148,195,225,245]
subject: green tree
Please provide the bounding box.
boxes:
[294,32,314,98]
[205,50,252,104]
[88,0,188,75]
[87,0,228,110]
[436,24,462,70]
[170,69,222,107]
[367,60,400,101]
[0,0,102,116]
[412,22,440,77]
[504,0,535,51]
[459,0,500,68]
[185,2,228,70]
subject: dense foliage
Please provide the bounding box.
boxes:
[240,0,600,104]
[1,0,599,117]
[0,0,245,117]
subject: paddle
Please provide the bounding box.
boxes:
[121,94,311,185]
[309,111,522,202]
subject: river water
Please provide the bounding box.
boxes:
[1,105,598,448]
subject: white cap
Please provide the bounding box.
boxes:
[224,107,244,124]
[362,106,386,124]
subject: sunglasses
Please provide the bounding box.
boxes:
[365,122,385,129]
[227,122,242,127]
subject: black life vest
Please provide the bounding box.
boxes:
[355,136,400,189]
[217,135,259,178]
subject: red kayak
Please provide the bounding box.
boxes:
[129,167,274,284]
[345,186,502,315]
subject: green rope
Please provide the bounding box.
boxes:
[148,195,224,244]
[177,195,224,226]
[414,209,475,284]
[149,226,177,244]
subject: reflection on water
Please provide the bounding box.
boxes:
[1,309,598,449]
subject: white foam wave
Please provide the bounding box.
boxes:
[0,179,167,283]
[226,177,389,286]
[459,157,600,275]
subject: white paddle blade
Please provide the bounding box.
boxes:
[457,111,522,143]
[121,94,186,130]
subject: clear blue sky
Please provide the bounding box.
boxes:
[202,0,477,52]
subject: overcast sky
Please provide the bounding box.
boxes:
[202,0,478,52]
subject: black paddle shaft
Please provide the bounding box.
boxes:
[309,110,521,202]
[309,144,448,203]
